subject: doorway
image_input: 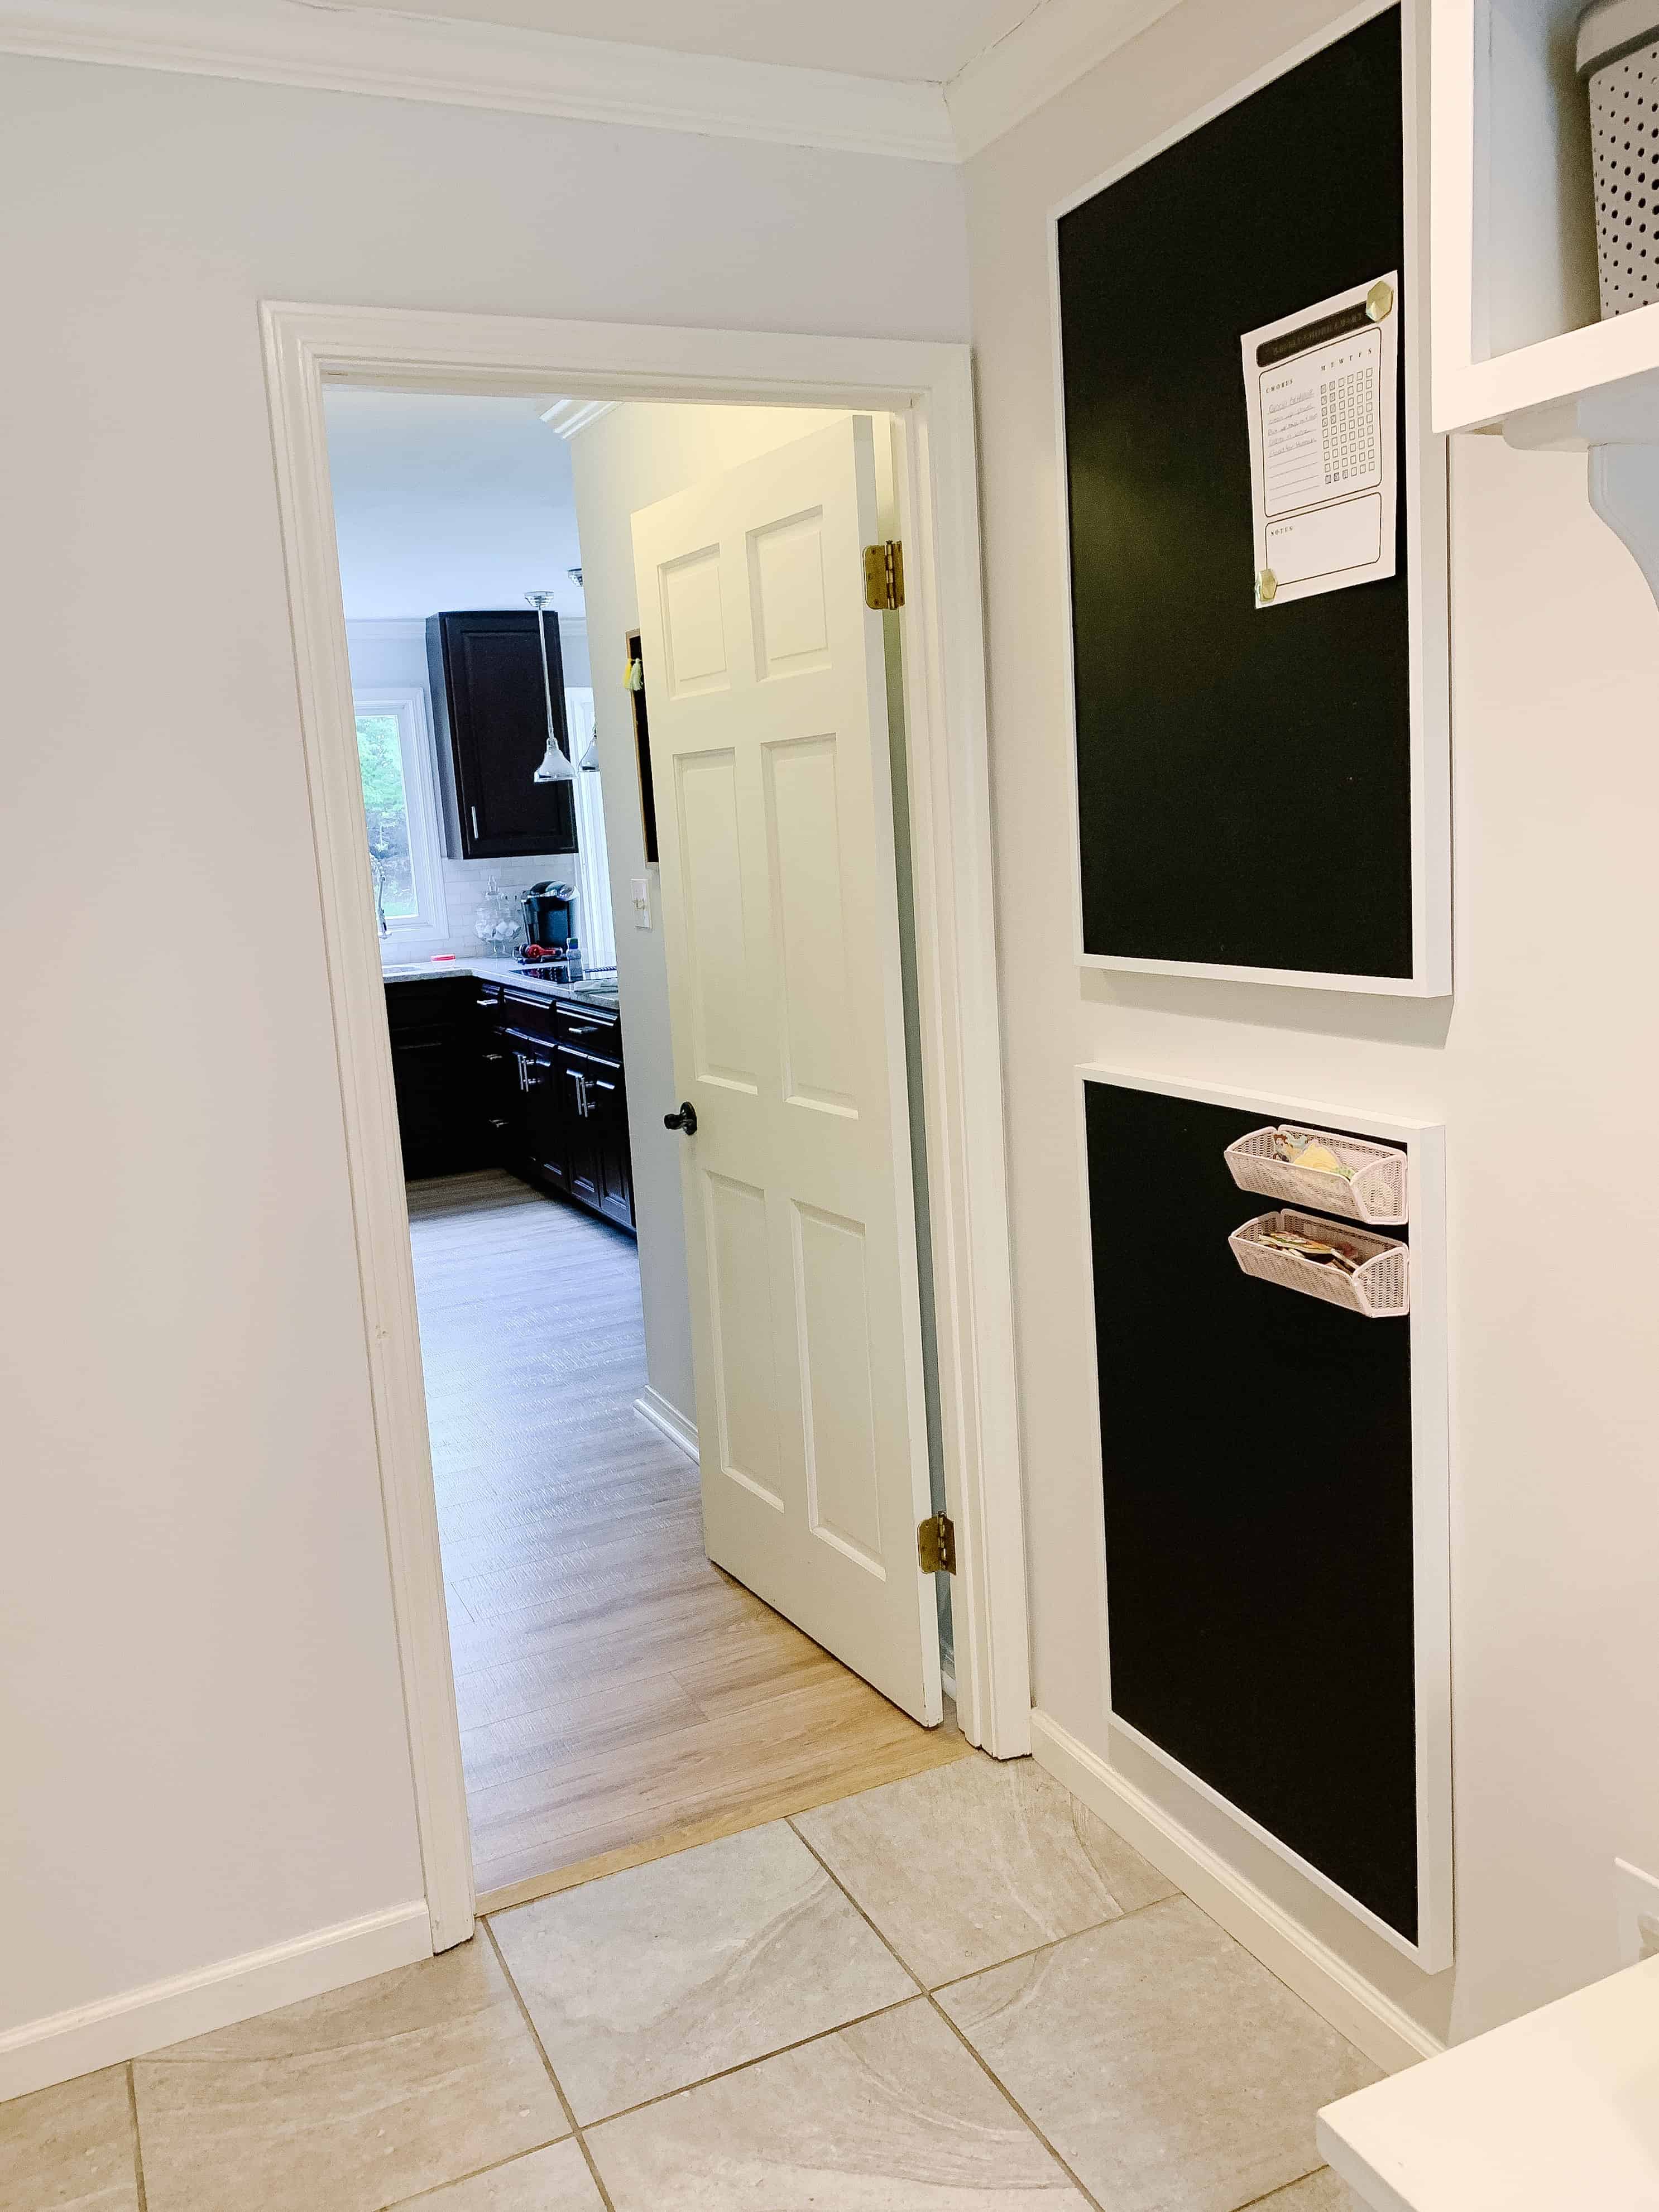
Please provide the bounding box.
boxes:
[324,385,979,1905]
[265,301,1029,1952]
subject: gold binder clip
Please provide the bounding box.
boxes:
[1366,280,1394,322]
[1257,568,1278,604]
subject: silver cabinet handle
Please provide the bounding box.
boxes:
[483,1052,505,1063]
[470,805,480,838]
[487,1117,508,1130]
[475,996,497,1009]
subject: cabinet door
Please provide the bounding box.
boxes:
[557,1046,603,1212]
[478,1030,522,1164]
[515,1044,570,1193]
[390,1037,454,1179]
[586,1067,635,1231]
[426,611,578,860]
[385,981,483,1180]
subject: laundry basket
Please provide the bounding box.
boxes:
[1222,1124,1408,1225]
[1581,0,1659,315]
[1229,1211,1410,1318]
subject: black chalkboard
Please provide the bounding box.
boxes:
[1058,9,1414,980]
[1085,1077,1418,1943]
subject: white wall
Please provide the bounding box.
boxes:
[964,0,1659,2047]
[568,402,852,1428]
[0,47,967,2066]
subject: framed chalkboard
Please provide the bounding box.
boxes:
[1078,1067,1451,1968]
[1052,3,1450,995]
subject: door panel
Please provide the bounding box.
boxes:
[704,1171,785,1512]
[764,733,857,1118]
[792,1200,883,1574]
[633,416,939,1724]
[673,749,757,1094]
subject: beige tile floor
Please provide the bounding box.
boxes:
[3,1755,1373,2212]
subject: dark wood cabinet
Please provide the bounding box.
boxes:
[584,1063,635,1230]
[466,980,636,1234]
[426,611,578,860]
[385,977,485,1180]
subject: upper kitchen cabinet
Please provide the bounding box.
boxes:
[425,610,578,859]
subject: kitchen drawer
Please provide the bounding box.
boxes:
[386,976,477,1031]
[552,1004,621,1061]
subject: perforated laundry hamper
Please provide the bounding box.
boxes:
[1582,0,1659,314]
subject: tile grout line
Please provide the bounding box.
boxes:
[385,2131,580,2209]
[790,1819,1350,2212]
[922,1883,1183,1997]
[784,1817,1111,2212]
[481,1915,617,2212]
[124,2060,149,2212]
[1231,2162,1335,2210]
[484,1957,923,2133]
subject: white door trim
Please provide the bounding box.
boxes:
[258,300,1031,1949]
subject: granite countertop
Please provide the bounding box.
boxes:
[380,957,620,1014]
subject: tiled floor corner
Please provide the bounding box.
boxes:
[6,1752,1378,2212]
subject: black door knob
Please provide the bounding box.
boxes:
[664,1101,699,1135]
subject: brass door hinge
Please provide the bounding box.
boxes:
[917,1511,956,1576]
[862,539,905,611]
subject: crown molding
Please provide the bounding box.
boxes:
[945,0,1183,159]
[0,0,957,160]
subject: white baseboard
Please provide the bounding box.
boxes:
[1030,1711,1441,2077]
[634,1386,699,1462]
[0,1899,430,2101]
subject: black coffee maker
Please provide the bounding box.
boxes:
[521,882,578,958]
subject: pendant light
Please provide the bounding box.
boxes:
[525,591,575,785]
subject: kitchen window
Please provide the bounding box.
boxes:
[354,688,448,947]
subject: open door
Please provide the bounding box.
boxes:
[632,415,942,1725]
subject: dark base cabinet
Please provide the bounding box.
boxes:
[386,976,635,1233]
[385,977,487,1181]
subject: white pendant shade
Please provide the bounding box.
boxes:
[525,589,576,785]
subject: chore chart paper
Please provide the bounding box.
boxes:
[1241,271,1399,609]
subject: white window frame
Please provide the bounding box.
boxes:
[353,687,449,951]
[565,686,617,973]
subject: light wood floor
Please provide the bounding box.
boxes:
[407,1169,969,1907]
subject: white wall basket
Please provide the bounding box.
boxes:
[1229,1210,1411,1319]
[1224,1125,1409,1226]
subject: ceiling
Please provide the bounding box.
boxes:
[325,0,1038,86]
[323,389,587,625]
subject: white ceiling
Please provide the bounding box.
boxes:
[323,389,587,624]
[325,0,1037,86]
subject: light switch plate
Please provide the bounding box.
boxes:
[630,876,652,930]
[1615,1858,1659,1966]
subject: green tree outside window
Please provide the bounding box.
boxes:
[356,713,417,919]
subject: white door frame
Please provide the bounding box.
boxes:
[260,300,1032,1952]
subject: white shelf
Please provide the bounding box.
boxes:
[1432,0,1659,435]
[1317,1954,1659,2211]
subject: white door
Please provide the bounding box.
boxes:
[632,416,941,1725]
